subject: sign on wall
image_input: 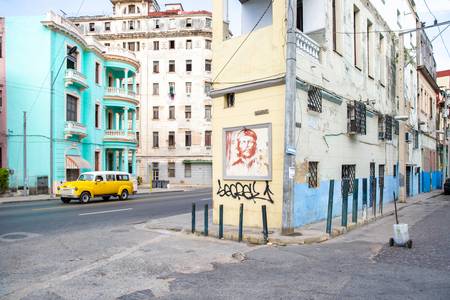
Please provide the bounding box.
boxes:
[223,123,272,180]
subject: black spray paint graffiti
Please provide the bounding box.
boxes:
[216,180,274,203]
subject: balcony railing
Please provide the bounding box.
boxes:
[104,130,136,142]
[296,30,320,61]
[104,47,137,63]
[64,121,87,139]
[65,69,88,90]
[104,87,139,104]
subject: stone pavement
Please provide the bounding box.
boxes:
[146,190,444,245]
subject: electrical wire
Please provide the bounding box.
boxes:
[422,0,450,60]
[212,0,274,84]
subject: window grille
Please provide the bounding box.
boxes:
[384,115,393,141]
[347,101,366,135]
[378,164,385,187]
[308,162,319,188]
[307,86,322,112]
[152,162,159,180]
[342,164,356,194]
[152,132,159,148]
[378,115,385,140]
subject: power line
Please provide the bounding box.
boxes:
[431,24,450,42]
[212,0,274,84]
[422,0,450,60]
[336,19,450,35]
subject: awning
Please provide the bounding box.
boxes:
[66,155,91,169]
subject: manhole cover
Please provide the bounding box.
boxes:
[2,234,27,240]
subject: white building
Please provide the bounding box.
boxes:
[71,0,213,186]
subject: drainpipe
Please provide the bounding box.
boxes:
[282,0,297,234]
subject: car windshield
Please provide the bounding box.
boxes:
[78,174,94,181]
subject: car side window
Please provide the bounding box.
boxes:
[95,175,104,182]
[106,174,115,181]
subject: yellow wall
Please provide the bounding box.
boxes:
[211,0,287,229]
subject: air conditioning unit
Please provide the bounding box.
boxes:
[405,132,412,143]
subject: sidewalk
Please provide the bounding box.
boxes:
[146,190,444,245]
[0,187,186,205]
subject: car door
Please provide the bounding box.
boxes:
[104,174,117,195]
[94,175,107,196]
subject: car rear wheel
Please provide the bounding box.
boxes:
[119,189,129,200]
[80,192,91,204]
[61,198,71,204]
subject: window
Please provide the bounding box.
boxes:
[104,22,111,31]
[296,0,303,31]
[152,83,159,95]
[153,41,159,50]
[169,82,175,96]
[205,82,212,95]
[129,4,136,14]
[128,20,135,30]
[205,18,212,28]
[225,93,235,108]
[308,162,318,188]
[153,61,159,73]
[393,164,397,177]
[128,42,138,51]
[185,82,192,94]
[153,132,159,148]
[89,23,95,32]
[66,46,77,70]
[378,115,385,140]
[169,60,175,72]
[185,131,192,147]
[347,101,367,135]
[155,19,160,29]
[105,42,110,47]
[186,18,192,28]
[95,62,101,84]
[106,174,115,181]
[168,162,175,177]
[332,0,337,52]
[185,163,192,178]
[136,107,140,120]
[205,105,212,120]
[342,164,356,194]
[186,39,192,49]
[414,130,419,149]
[384,115,393,141]
[0,36,3,58]
[152,162,159,180]
[205,59,212,72]
[95,151,100,171]
[397,9,401,28]
[379,34,386,85]
[168,132,175,148]
[367,20,374,78]
[186,60,192,72]
[353,5,362,69]
[169,106,175,119]
[205,39,212,50]
[307,86,322,113]
[152,106,159,119]
[205,130,212,147]
[95,104,100,128]
[185,105,191,119]
[169,40,175,49]
[379,165,385,187]
[429,97,433,119]
[66,94,78,122]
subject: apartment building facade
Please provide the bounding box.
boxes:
[211,0,441,231]
[5,12,139,193]
[0,17,6,168]
[71,0,213,186]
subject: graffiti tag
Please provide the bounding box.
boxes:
[216,180,274,203]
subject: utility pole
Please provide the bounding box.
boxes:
[50,69,54,197]
[23,111,28,196]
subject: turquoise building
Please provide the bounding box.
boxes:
[5,12,139,193]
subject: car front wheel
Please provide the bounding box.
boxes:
[80,192,91,204]
[119,189,129,200]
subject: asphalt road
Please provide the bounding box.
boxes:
[0,188,212,235]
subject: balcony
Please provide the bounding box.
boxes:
[65,69,88,90]
[104,87,139,105]
[296,30,320,61]
[104,130,137,143]
[64,121,87,139]
[104,47,140,69]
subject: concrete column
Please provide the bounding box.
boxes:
[132,150,136,175]
[112,150,117,171]
[123,107,129,135]
[118,151,122,171]
[132,76,137,94]
[124,69,129,93]
[132,109,136,132]
[122,148,128,172]
[115,78,120,88]
[114,111,119,130]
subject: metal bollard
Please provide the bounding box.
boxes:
[239,203,244,242]
[341,179,349,227]
[191,203,196,234]
[352,178,359,224]
[219,204,224,239]
[204,204,208,236]
[261,205,268,243]
[326,180,334,234]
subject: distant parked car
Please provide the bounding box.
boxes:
[444,178,450,195]
[56,171,136,204]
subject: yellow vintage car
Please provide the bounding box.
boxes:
[57,171,137,204]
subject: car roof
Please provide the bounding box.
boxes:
[81,171,130,176]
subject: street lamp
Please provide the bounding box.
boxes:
[394,115,409,202]
[49,45,77,197]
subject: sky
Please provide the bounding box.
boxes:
[0,0,449,70]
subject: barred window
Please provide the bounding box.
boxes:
[378,115,385,140]
[347,101,366,135]
[413,130,419,149]
[378,164,385,186]
[307,86,322,113]
[308,162,319,188]
[168,162,175,177]
[384,115,393,141]
[342,164,356,194]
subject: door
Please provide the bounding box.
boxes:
[406,166,411,197]
[94,174,108,196]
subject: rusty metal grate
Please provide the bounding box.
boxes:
[342,164,356,194]
[308,161,319,188]
[307,86,322,113]
[347,101,366,135]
